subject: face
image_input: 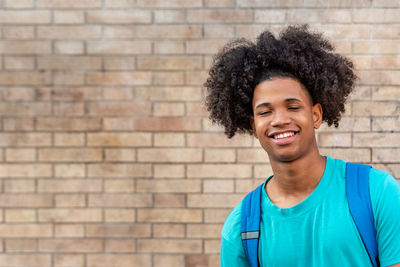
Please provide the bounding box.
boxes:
[250,77,322,163]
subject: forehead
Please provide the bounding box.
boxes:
[252,77,312,107]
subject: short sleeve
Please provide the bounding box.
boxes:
[369,168,400,267]
[220,201,251,267]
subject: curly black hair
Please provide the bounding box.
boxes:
[204,25,357,138]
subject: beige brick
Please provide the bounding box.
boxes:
[372,117,400,131]
[55,41,84,54]
[154,10,185,23]
[373,56,400,70]
[138,148,202,163]
[88,10,151,23]
[237,148,269,163]
[350,55,372,70]
[104,26,135,39]
[4,57,34,70]
[349,86,371,101]
[188,194,243,208]
[204,180,234,193]
[6,239,37,252]
[39,208,102,222]
[4,179,35,193]
[154,164,185,178]
[104,209,135,222]
[104,57,135,70]
[0,71,51,85]
[0,255,51,267]
[204,25,235,38]
[154,41,184,54]
[87,41,151,55]
[304,0,369,7]
[105,149,136,162]
[138,208,202,223]
[371,25,400,39]
[354,9,400,23]
[136,86,202,101]
[319,148,371,163]
[352,101,399,116]
[154,71,185,85]
[187,224,222,238]
[354,41,400,54]
[153,224,185,238]
[372,87,400,101]
[354,133,400,147]
[321,9,352,23]
[55,194,86,207]
[204,208,231,223]
[54,102,84,116]
[187,164,252,178]
[88,164,151,178]
[37,26,101,39]
[104,179,135,192]
[205,0,235,7]
[138,239,202,253]
[88,193,152,207]
[187,10,253,23]
[39,239,103,253]
[186,102,208,115]
[154,194,185,207]
[154,133,185,147]
[154,102,185,117]
[87,224,150,237]
[38,148,102,162]
[358,70,400,85]
[0,11,50,24]
[237,0,302,7]
[154,255,185,267]
[236,25,279,39]
[105,239,136,252]
[187,133,253,147]
[137,179,201,193]
[319,117,371,132]
[186,40,228,54]
[4,0,34,8]
[373,148,400,163]
[104,118,135,131]
[0,164,52,178]
[136,118,202,132]
[38,56,101,70]
[254,10,286,23]
[6,148,36,162]
[55,224,84,237]
[87,254,151,267]
[38,179,102,193]
[51,87,102,100]
[53,72,85,86]
[87,133,151,147]
[55,164,85,178]
[54,254,84,267]
[373,0,400,7]
[3,118,34,131]
[37,0,102,8]
[0,102,51,116]
[103,88,134,100]
[137,0,201,7]
[288,9,320,23]
[54,133,85,147]
[0,224,52,237]
[137,56,202,70]
[105,0,135,7]
[205,240,220,253]
[87,72,152,85]
[5,209,36,222]
[318,133,352,147]
[204,148,235,163]
[87,102,150,116]
[36,118,101,131]
[54,10,85,24]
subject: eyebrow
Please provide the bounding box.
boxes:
[255,98,302,109]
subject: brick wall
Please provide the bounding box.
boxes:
[0,0,399,266]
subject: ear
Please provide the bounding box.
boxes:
[250,116,258,139]
[312,103,323,129]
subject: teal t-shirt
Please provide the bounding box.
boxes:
[221,156,400,267]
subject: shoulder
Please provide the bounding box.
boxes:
[222,201,242,241]
[369,167,400,201]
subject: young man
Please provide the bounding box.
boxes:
[204,25,400,266]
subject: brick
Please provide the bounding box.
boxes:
[237,148,268,163]
[358,71,400,85]
[55,194,86,207]
[39,209,102,222]
[0,118,33,131]
[204,180,234,193]
[154,164,185,178]
[316,25,370,39]
[4,0,34,8]
[187,133,253,147]
[204,208,231,223]
[137,179,201,193]
[319,148,371,163]
[138,148,202,162]
[105,149,136,162]
[36,118,101,131]
[0,255,51,267]
[186,102,208,116]
[0,164,51,178]
[136,86,202,101]
[104,118,135,131]
[5,209,36,222]
[0,71,51,85]
[318,133,352,147]
[153,224,185,238]
[254,10,286,23]
[105,0,135,7]
[55,41,84,54]
[154,10,185,23]
[105,209,135,222]
[88,193,152,207]
[87,254,151,267]
[0,102,51,116]
[354,9,400,23]
[154,255,185,267]
[154,133,185,147]
[4,179,35,193]
[137,25,202,40]
[187,224,222,238]
[39,239,103,253]
[205,240,220,253]
[186,255,220,267]
[138,239,202,253]
[105,239,136,252]
[87,223,150,237]
[88,164,151,178]
[138,208,202,223]
[6,239,37,252]
[204,25,235,39]
[319,117,371,132]
[187,10,253,23]
[320,9,352,23]
[186,40,228,54]
[55,164,85,178]
[136,118,202,132]
[37,26,101,39]
[38,148,102,162]
[87,72,152,85]
[104,57,135,70]
[372,56,400,70]
[202,119,225,132]
[187,164,252,178]
[204,148,235,163]
[54,72,85,86]
[352,101,399,116]
[304,0,370,7]
[354,41,400,54]
[0,224,52,237]
[155,194,185,207]
[372,117,400,131]
[87,133,151,147]
[137,0,202,7]
[103,88,134,100]
[373,0,400,7]
[88,102,150,116]
[104,179,135,192]
[154,41,184,54]
[237,0,301,7]
[349,86,371,101]
[6,148,36,162]
[371,25,400,39]
[373,148,400,163]
[4,57,34,70]
[153,71,185,85]
[104,26,135,39]
[52,87,102,101]
[137,56,202,70]
[54,254,84,267]
[54,133,85,147]
[288,9,319,23]
[38,56,101,70]
[349,55,372,70]
[54,102,84,116]
[87,41,151,55]
[38,179,102,192]
[55,224,84,237]
[0,11,50,24]
[205,0,235,7]
[88,10,151,24]
[188,194,243,208]
[37,0,102,8]
[54,10,85,24]
[0,194,51,208]
[3,26,34,40]
[354,133,400,147]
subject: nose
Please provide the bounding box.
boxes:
[270,109,291,127]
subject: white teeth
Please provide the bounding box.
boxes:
[274,132,294,139]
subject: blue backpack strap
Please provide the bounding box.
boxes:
[241,183,263,267]
[346,162,379,267]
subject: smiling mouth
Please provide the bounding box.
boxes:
[270,131,299,139]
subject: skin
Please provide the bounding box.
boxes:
[250,77,326,209]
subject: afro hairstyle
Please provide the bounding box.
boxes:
[204,25,357,138]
